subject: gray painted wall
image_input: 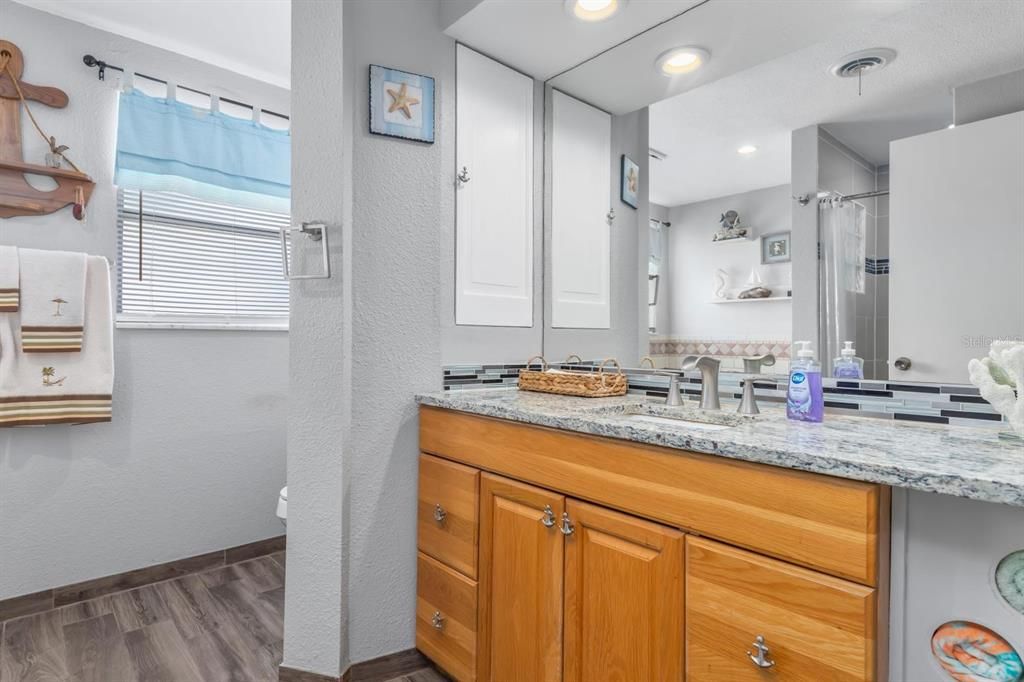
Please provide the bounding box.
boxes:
[286,0,445,674]
[955,69,1024,126]
[544,92,648,366]
[0,1,288,601]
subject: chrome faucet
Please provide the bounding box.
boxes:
[742,353,776,374]
[681,355,721,410]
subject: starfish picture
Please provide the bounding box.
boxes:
[386,82,420,119]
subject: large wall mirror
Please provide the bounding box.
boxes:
[543,0,1024,385]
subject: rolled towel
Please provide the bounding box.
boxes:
[18,248,87,353]
[0,256,113,427]
[0,246,18,312]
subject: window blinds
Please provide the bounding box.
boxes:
[117,189,289,322]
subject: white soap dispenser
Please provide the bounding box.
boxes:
[833,341,865,379]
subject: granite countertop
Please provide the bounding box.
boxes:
[416,388,1024,507]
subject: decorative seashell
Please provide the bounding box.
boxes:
[738,286,772,299]
[996,549,1024,615]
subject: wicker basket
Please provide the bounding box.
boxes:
[518,356,627,398]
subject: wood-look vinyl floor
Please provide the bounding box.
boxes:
[0,553,443,682]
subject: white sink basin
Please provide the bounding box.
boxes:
[625,414,733,431]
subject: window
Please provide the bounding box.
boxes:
[116,189,289,330]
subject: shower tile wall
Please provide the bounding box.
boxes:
[818,130,890,379]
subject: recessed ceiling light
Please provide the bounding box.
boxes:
[564,0,625,22]
[655,46,710,76]
[947,123,956,129]
[737,145,757,155]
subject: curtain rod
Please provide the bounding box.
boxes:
[81,54,290,122]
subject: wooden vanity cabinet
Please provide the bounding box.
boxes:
[418,407,887,682]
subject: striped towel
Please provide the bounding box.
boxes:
[0,246,18,312]
[18,248,87,353]
[0,256,113,427]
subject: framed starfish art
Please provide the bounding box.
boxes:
[369,64,435,143]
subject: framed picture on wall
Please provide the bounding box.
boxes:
[369,64,435,143]
[761,231,791,264]
[620,155,639,209]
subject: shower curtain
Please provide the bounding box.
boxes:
[819,197,866,376]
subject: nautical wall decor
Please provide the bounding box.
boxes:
[369,64,435,144]
[931,621,1023,682]
[0,40,94,220]
[995,549,1024,615]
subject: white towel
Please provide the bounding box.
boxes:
[0,246,18,312]
[0,256,113,427]
[18,248,88,353]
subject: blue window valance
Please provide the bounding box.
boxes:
[115,89,290,212]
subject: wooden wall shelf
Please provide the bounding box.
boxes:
[0,39,95,220]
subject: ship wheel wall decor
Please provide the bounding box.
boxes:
[0,39,94,220]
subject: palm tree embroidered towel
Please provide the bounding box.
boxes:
[0,246,18,312]
[0,256,113,427]
[17,248,88,353]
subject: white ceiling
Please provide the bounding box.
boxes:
[445,0,701,81]
[649,0,1024,207]
[11,0,291,88]
[549,0,916,115]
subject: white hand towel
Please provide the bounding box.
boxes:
[0,246,18,312]
[0,256,113,427]
[18,248,88,353]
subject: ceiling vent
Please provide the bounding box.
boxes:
[829,48,897,79]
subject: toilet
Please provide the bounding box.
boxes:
[276,486,287,526]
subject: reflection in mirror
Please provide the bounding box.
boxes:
[549,0,1024,384]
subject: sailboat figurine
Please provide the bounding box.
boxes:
[738,268,772,299]
[0,40,94,219]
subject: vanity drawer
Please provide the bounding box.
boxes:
[420,407,885,585]
[419,453,479,578]
[417,552,477,682]
[686,537,878,682]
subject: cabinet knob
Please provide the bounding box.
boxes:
[457,166,471,184]
[747,635,775,669]
[559,512,575,537]
[541,505,556,528]
[431,610,445,631]
[894,356,912,371]
[433,503,447,524]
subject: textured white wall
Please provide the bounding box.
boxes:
[0,1,288,601]
[285,0,445,674]
[666,184,793,341]
[283,0,347,676]
[344,0,444,663]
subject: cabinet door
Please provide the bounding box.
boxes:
[478,473,564,682]
[563,500,685,682]
[686,536,878,681]
[455,44,535,327]
[550,90,611,329]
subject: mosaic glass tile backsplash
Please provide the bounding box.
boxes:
[442,362,1006,429]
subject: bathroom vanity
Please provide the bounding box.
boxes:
[412,389,1024,681]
